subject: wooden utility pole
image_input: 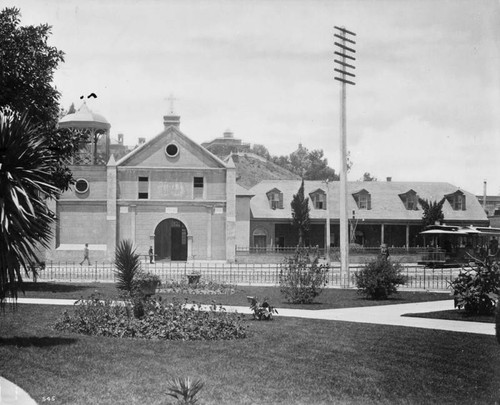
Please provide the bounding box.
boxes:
[334,26,356,286]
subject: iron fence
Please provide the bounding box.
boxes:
[29,261,461,291]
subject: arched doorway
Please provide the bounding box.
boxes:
[154,219,188,261]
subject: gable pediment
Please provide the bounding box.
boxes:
[117,127,226,169]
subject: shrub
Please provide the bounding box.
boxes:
[279,247,328,304]
[450,261,500,315]
[162,278,236,295]
[54,295,247,340]
[496,304,500,345]
[354,257,407,300]
[247,296,278,320]
[115,240,141,294]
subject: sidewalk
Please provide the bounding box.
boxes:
[0,377,37,405]
[11,297,496,336]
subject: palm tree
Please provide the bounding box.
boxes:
[114,239,141,294]
[0,107,59,304]
[418,197,446,228]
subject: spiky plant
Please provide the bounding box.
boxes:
[114,239,141,294]
[166,377,204,405]
[0,107,59,304]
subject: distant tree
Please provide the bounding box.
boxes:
[361,172,377,181]
[304,149,339,181]
[0,108,60,305]
[67,103,76,114]
[0,7,79,192]
[291,179,310,247]
[418,198,445,228]
[250,144,270,160]
[289,143,310,176]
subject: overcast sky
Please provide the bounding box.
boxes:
[8,0,500,195]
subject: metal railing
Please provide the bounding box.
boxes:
[28,261,461,291]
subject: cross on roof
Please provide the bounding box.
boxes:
[166,94,177,114]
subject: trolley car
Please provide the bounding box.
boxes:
[419,224,500,267]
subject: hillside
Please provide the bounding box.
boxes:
[226,153,301,189]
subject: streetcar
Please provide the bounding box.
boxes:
[419,224,500,267]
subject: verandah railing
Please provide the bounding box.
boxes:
[236,246,446,264]
[29,261,460,291]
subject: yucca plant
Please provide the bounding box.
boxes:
[114,239,141,294]
[166,377,204,405]
[0,107,60,304]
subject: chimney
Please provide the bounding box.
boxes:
[386,177,392,182]
[483,180,487,211]
[118,133,124,145]
[223,129,234,139]
[163,114,180,129]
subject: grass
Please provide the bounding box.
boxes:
[403,310,495,323]
[0,304,499,404]
[18,282,451,310]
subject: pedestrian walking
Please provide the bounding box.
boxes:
[80,243,91,265]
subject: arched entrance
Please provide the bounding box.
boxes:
[154,219,188,261]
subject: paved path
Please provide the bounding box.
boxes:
[0,377,37,405]
[10,297,495,336]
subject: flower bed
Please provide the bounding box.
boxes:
[54,294,247,340]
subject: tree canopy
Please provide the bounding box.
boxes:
[271,144,339,181]
[0,7,78,191]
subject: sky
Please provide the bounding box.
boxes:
[7,0,500,195]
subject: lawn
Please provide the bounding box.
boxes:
[19,281,451,310]
[0,304,499,405]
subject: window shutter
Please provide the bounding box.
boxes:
[279,192,284,209]
[367,195,372,210]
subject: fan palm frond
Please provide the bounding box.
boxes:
[0,107,60,303]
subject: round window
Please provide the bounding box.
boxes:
[75,178,89,194]
[165,143,179,158]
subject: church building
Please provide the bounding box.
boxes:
[48,104,249,263]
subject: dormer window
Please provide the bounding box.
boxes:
[445,190,466,211]
[352,189,371,210]
[399,190,419,210]
[266,188,283,210]
[309,189,327,210]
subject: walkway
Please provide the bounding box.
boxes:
[10,297,495,336]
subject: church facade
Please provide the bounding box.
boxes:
[48,111,249,263]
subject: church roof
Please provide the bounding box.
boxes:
[58,102,111,130]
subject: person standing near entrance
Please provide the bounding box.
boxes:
[80,243,91,265]
[148,246,154,264]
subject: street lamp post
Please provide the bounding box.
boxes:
[334,26,356,287]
